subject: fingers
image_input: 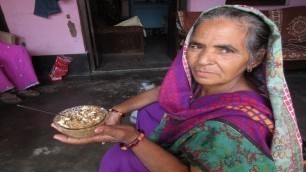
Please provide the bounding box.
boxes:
[51,125,120,144]
[52,124,138,145]
[94,125,123,142]
[94,125,139,144]
[53,134,111,145]
[94,125,127,135]
[51,123,110,144]
[53,134,91,144]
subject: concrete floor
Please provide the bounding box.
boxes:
[0,71,167,172]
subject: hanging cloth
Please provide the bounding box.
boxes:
[34,0,61,18]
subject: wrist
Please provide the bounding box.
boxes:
[120,129,145,150]
[111,105,123,113]
[109,108,125,117]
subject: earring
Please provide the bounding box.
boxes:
[247,67,252,72]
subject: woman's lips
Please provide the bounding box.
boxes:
[194,70,216,78]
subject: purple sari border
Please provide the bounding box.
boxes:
[158,91,274,146]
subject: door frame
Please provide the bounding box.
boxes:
[76,0,99,72]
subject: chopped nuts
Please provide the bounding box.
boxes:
[57,106,105,129]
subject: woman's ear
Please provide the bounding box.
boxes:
[248,48,266,69]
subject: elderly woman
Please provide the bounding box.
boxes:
[52,5,303,171]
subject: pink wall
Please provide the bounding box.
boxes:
[0,0,85,56]
[187,0,306,12]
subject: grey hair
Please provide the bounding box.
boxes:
[192,7,271,64]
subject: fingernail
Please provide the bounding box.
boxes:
[94,128,100,133]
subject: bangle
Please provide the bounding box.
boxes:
[109,108,124,117]
[120,129,145,150]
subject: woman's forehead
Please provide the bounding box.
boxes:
[196,17,247,30]
[192,18,247,39]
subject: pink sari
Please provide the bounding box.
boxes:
[0,41,39,92]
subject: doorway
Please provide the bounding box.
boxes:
[0,5,9,32]
[78,0,187,73]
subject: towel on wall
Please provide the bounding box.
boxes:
[34,0,61,18]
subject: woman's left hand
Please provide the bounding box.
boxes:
[51,123,139,145]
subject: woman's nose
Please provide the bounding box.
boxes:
[197,50,214,65]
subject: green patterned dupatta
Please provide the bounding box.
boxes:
[226,5,304,171]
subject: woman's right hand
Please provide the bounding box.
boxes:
[105,111,122,125]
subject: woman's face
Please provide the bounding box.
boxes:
[187,18,250,88]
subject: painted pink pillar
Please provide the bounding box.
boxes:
[188,0,306,12]
[0,0,85,56]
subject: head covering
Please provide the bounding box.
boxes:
[159,5,303,171]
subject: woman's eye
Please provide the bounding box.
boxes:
[221,48,234,54]
[189,44,202,49]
